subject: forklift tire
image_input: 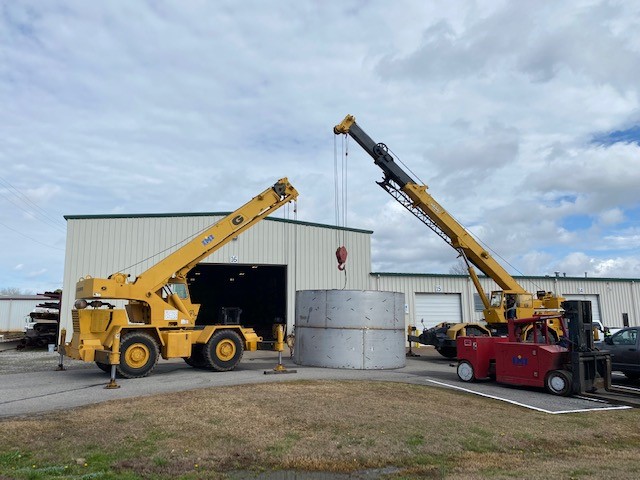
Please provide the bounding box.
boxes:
[116,331,160,379]
[184,344,208,368]
[436,346,457,359]
[204,330,244,372]
[457,360,475,382]
[545,369,573,396]
[95,361,111,374]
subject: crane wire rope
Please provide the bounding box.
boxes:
[116,223,212,274]
[333,133,348,288]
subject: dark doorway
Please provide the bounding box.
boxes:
[187,264,287,340]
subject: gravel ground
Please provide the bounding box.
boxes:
[0,340,92,375]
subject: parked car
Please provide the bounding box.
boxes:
[602,327,640,380]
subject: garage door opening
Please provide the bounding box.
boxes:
[187,264,287,340]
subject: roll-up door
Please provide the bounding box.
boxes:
[562,294,601,324]
[414,293,462,329]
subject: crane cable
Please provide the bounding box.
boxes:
[333,133,348,288]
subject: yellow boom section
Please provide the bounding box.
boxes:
[334,115,524,293]
[75,178,299,325]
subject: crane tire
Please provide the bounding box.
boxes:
[204,330,244,372]
[437,346,457,359]
[95,361,111,374]
[184,344,208,368]
[545,369,573,396]
[116,331,160,379]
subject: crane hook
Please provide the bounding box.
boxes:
[336,246,347,271]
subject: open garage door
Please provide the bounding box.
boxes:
[187,264,287,340]
[562,294,601,324]
[414,293,462,330]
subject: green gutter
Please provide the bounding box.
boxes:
[370,272,640,283]
[64,212,373,235]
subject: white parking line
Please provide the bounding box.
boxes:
[426,379,631,414]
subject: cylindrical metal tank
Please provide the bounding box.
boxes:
[294,290,405,369]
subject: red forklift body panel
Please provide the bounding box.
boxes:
[495,343,569,387]
[457,336,509,380]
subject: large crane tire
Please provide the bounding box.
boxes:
[204,330,244,372]
[116,331,160,379]
[184,344,208,368]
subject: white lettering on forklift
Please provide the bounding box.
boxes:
[164,309,178,320]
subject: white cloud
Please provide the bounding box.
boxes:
[1,0,640,293]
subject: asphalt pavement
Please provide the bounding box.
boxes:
[0,346,633,418]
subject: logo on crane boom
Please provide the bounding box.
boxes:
[201,234,215,246]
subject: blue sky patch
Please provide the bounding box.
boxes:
[561,214,592,231]
[592,125,640,146]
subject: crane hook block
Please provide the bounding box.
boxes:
[336,246,348,271]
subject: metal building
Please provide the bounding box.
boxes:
[61,212,639,340]
[0,295,48,333]
[372,273,640,331]
[61,213,372,337]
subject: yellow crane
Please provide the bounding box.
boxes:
[334,115,564,357]
[59,178,299,379]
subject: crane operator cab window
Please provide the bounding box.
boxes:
[490,291,503,308]
[163,282,189,300]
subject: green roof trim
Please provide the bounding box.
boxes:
[64,212,373,234]
[370,272,640,282]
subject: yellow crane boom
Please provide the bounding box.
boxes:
[335,115,563,357]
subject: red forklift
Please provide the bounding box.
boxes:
[456,300,611,396]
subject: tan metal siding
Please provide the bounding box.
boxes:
[370,274,640,333]
[0,298,44,332]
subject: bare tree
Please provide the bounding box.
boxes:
[448,259,468,275]
[0,287,30,295]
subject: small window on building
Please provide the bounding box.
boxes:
[473,293,488,312]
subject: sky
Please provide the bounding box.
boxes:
[1,0,640,293]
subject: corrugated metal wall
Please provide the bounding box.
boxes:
[371,274,640,331]
[0,296,45,332]
[62,212,639,340]
[61,215,372,334]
